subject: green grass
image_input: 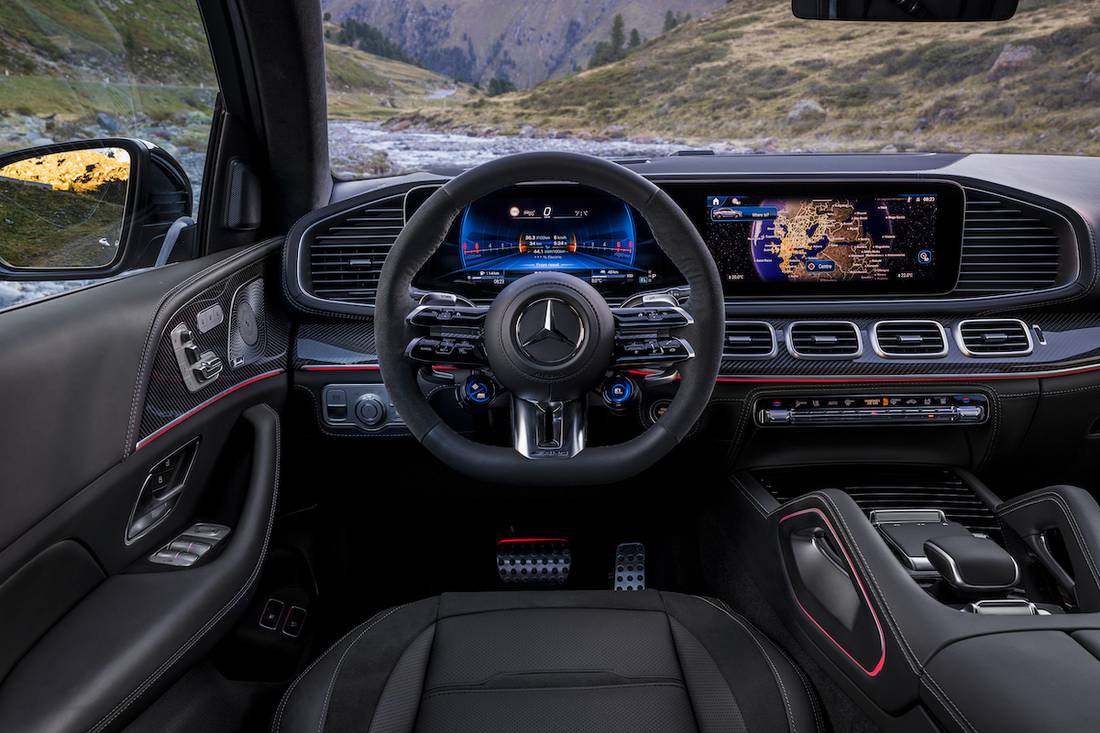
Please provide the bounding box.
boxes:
[0,178,126,268]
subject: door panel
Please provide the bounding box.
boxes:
[0,240,287,732]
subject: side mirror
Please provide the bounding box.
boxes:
[0,138,193,281]
[792,0,1018,21]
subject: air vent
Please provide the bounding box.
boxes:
[787,321,862,359]
[956,190,1064,297]
[754,466,1001,542]
[956,318,1033,357]
[872,321,948,358]
[306,194,405,306]
[724,321,777,358]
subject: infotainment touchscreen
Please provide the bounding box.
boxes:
[698,183,964,296]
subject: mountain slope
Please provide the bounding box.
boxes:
[321,0,725,88]
[397,0,1100,155]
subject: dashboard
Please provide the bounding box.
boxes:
[407,180,966,300]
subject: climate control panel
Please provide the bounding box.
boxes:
[755,393,989,427]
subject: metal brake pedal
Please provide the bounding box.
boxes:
[497,537,570,586]
[613,542,646,591]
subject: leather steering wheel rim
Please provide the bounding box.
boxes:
[376,152,724,486]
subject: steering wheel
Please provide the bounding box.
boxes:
[376,152,724,486]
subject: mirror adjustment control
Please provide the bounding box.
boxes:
[355,394,388,428]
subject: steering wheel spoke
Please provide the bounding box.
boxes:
[512,396,586,459]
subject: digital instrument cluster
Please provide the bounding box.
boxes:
[410,181,965,299]
[410,184,682,298]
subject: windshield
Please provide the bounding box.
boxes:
[323,0,1099,177]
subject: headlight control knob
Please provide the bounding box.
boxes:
[354,394,388,428]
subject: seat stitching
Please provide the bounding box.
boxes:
[768,635,824,733]
[271,604,412,733]
[999,492,1100,581]
[921,674,977,733]
[314,605,410,733]
[421,681,687,700]
[694,596,798,733]
[89,406,281,732]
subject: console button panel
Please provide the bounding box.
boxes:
[755,394,989,427]
[322,384,405,433]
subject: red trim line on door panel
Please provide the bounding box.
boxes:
[779,506,887,677]
[135,369,285,451]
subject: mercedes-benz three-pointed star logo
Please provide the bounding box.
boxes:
[515,298,585,365]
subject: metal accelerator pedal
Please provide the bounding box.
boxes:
[613,542,646,591]
[497,537,571,587]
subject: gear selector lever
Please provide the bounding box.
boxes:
[924,534,1020,594]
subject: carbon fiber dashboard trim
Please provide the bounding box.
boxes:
[136,262,289,448]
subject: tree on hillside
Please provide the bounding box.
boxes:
[663,11,692,32]
[588,14,638,69]
[335,19,409,63]
[609,14,626,55]
[487,75,516,96]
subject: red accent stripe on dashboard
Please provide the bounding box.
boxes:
[299,363,1100,383]
[300,364,381,372]
[135,369,285,451]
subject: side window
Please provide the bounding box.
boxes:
[0,0,218,310]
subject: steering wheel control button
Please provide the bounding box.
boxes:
[407,336,485,366]
[602,377,636,409]
[408,305,487,327]
[614,336,693,365]
[462,376,496,407]
[613,542,646,591]
[497,538,571,587]
[259,598,284,631]
[355,395,388,428]
[648,398,672,424]
[612,306,693,329]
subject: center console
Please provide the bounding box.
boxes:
[730,466,1100,732]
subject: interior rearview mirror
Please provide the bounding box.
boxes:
[792,0,1018,21]
[0,138,193,281]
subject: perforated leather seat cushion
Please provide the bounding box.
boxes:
[272,590,821,733]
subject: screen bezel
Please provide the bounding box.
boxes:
[665,180,965,297]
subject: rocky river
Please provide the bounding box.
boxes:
[2,118,745,309]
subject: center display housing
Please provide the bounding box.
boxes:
[666,180,966,296]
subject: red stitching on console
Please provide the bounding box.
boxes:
[779,506,887,677]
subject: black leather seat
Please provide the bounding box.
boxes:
[272,590,821,733]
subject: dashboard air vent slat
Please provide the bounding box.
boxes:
[787,322,862,359]
[956,319,1033,357]
[723,321,776,358]
[956,191,1063,296]
[872,321,947,358]
[306,196,405,306]
[753,466,1002,542]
